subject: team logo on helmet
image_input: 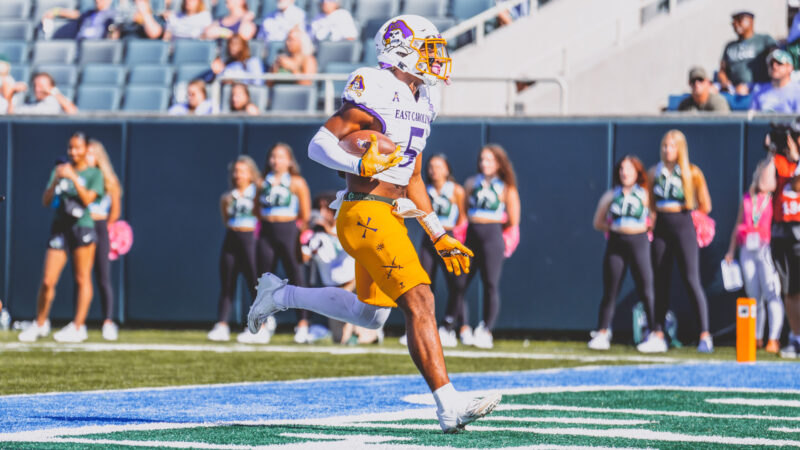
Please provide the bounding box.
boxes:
[383,20,414,49]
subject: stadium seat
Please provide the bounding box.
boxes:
[57,85,74,101]
[0,0,31,19]
[221,84,268,112]
[353,0,398,23]
[0,20,34,40]
[262,0,277,14]
[269,84,315,112]
[173,40,217,65]
[721,92,752,111]
[79,40,123,64]
[214,0,260,19]
[429,17,456,33]
[402,0,447,17]
[361,38,378,65]
[264,40,285,68]
[0,41,30,64]
[321,62,359,102]
[78,0,120,11]
[32,40,77,64]
[451,0,494,21]
[122,86,170,112]
[81,64,125,86]
[362,17,390,43]
[316,40,361,69]
[248,40,266,61]
[33,0,77,22]
[125,40,170,65]
[666,94,689,111]
[128,65,174,86]
[76,85,121,111]
[35,63,78,86]
[175,63,210,82]
[10,65,31,85]
[305,0,353,16]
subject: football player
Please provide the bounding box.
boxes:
[247,14,501,432]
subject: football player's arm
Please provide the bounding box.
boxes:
[592,190,613,232]
[307,103,375,174]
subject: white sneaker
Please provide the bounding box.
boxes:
[247,272,288,334]
[636,333,667,353]
[53,322,88,343]
[437,393,502,433]
[102,322,118,341]
[439,326,457,348]
[398,334,408,346]
[237,325,272,344]
[460,327,474,346]
[18,320,50,342]
[587,330,611,351]
[207,323,230,342]
[472,322,494,349]
[294,324,310,344]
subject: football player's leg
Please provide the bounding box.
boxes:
[395,284,449,391]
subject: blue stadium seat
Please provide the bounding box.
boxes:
[128,65,174,86]
[214,0,260,19]
[269,84,315,112]
[175,63,210,82]
[0,20,34,40]
[221,84,268,112]
[125,40,170,65]
[78,0,120,11]
[33,0,77,22]
[321,62,359,101]
[429,17,456,33]
[362,17,390,43]
[306,0,353,16]
[76,85,121,111]
[721,92,752,111]
[316,40,361,69]
[666,94,689,111]
[353,0,398,23]
[35,63,78,86]
[451,0,494,21]
[264,40,285,68]
[122,86,170,112]
[79,40,123,64]
[0,0,31,19]
[173,40,217,64]
[262,0,277,14]
[10,65,31,85]
[360,38,378,65]
[81,64,125,86]
[32,40,77,64]
[402,0,447,17]
[0,41,30,64]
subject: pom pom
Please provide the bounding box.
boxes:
[691,210,715,248]
[299,228,314,245]
[452,221,467,244]
[107,220,133,261]
[502,225,520,258]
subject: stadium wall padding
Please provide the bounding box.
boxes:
[0,117,780,339]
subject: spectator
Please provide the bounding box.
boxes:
[209,156,265,343]
[42,0,116,40]
[256,142,311,343]
[85,140,123,341]
[8,72,78,115]
[460,144,521,349]
[18,132,104,343]
[719,11,776,95]
[496,0,529,27]
[126,0,167,39]
[590,156,660,352]
[302,193,382,345]
[678,67,730,113]
[203,0,257,40]
[648,130,713,353]
[209,35,264,85]
[258,0,306,43]
[750,49,800,113]
[163,0,212,40]
[0,60,23,114]
[724,160,784,354]
[229,83,260,115]
[309,0,358,42]
[270,26,318,86]
[168,79,214,115]
[786,12,800,72]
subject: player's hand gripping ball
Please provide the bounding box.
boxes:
[434,234,474,276]
[339,130,403,177]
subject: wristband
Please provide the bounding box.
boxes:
[419,212,445,242]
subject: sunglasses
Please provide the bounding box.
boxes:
[690,78,706,84]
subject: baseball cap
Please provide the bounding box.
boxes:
[688,66,708,81]
[731,10,754,19]
[768,49,792,65]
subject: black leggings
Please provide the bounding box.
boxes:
[257,220,308,322]
[598,231,656,331]
[456,222,505,330]
[217,229,258,323]
[93,220,114,321]
[420,231,469,331]
[652,211,709,333]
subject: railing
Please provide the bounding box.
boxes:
[214,72,569,116]
[441,0,533,47]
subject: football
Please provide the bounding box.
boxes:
[338,130,397,157]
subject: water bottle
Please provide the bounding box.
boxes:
[0,308,10,331]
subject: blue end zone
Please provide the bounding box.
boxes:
[1,362,798,434]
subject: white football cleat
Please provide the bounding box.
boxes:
[53,322,88,343]
[237,325,272,344]
[247,273,288,334]
[587,330,611,351]
[437,393,502,433]
[18,319,50,342]
[102,322,119,341]
[636,333,667,353]
[207,323,230,341]
[439,326,457,348]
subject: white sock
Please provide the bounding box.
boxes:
[767,299,785,341]
[281,285,390,329]
[432,383,460,411]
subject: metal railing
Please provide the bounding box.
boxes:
[441,0,532,47]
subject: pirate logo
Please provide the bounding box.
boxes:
[347,75,365,97]
[383,20,415,49]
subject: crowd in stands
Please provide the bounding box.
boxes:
[0,0,522,115]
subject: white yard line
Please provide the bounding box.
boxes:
[771,427,800,433]
[706,398,800,408]
[494,404,800,422]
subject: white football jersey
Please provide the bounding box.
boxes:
[342,67,441,186]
